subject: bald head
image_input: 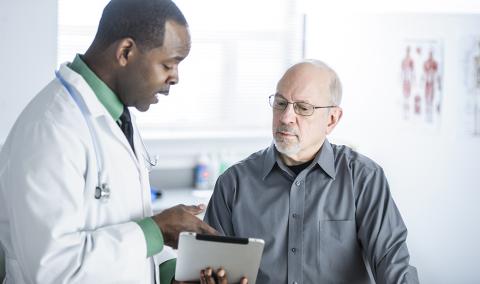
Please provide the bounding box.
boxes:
[278,60,342,106]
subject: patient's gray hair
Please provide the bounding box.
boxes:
[301,59,342,106]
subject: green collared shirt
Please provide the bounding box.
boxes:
[70,55,175,283]
[70,54,123,121]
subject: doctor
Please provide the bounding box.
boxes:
[0,0,220,283]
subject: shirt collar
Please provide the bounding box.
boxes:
[69,54,124,121]
[262,143,277,180]
[315,139,336,179]
[262,139,337,180]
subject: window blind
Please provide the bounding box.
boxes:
[58,0,302,139]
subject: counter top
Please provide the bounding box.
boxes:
[152,188,213,218]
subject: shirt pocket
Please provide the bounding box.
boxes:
[317,220,367,283]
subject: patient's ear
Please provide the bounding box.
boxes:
[326,107,342,135]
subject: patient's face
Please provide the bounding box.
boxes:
[272,63,334,162]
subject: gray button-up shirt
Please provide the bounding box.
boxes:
[204,140,419,284]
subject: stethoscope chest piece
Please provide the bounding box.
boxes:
[95,183,111,201]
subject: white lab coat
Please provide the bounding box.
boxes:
[0,64,175,283]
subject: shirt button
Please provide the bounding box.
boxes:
[291,248,296,253]
[292,213,298,218]
[295,181,301,186]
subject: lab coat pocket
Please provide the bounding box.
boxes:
[318,220,364,281]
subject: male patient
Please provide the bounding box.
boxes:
[204,60,419,283]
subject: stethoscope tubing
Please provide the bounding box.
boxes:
[55,70,106,198]
[55,69,159,201]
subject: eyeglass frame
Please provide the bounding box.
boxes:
[268,94,337,116]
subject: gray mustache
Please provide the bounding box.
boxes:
[276,126,298,136]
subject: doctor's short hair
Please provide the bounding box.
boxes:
[94,0,187,50]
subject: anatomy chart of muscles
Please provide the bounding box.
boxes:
[463,37,480,137]
[400,40,443,128]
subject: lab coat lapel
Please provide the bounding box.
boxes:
[130,113,153,217]
[98,115,140,166]
[58,63,141,167]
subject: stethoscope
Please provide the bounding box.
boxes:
[55,70,158,201]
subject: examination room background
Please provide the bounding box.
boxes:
[1,0,480,283]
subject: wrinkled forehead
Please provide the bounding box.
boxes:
[276,63,332,102]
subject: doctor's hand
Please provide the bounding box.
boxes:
[152,204,218,248]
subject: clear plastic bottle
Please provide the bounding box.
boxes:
[218,151,230,175]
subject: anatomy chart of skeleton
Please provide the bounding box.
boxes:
[400,40,443,127]
[463,37,480,137]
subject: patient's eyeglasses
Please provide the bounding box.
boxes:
[268,95,337,116]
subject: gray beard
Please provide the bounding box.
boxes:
[274,139,301,156]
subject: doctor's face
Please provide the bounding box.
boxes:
[118,20,191,111]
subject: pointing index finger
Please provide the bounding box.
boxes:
[199,222,219,236]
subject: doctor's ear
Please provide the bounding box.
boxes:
[115,38,137,67]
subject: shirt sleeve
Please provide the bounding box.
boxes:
[159,258,176,284]
[203,172,235,236]
[135,217,165,257]
[354,167,419,284]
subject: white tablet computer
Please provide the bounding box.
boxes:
[175,232,265,284]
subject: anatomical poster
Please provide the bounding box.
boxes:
[463,37,480,137]
[399,39,443,127]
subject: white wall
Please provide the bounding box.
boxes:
[1,1,479,283]
[305,12,480,283]
[0,0,57,279]
[0,0,58,144]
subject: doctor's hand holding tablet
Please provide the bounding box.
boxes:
[153,206,259,284]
